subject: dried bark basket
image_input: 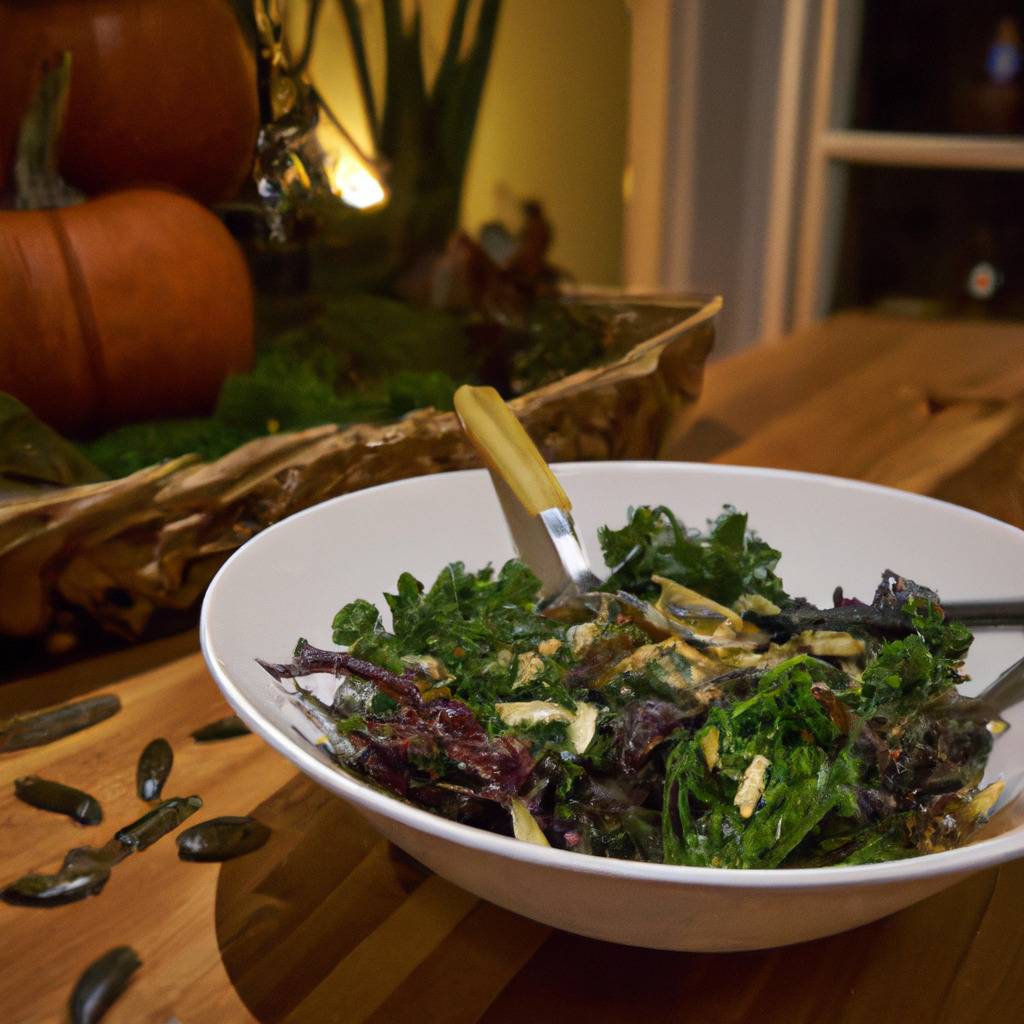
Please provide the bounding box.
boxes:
[0,293,721,644]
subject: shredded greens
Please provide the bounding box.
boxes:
[260,504,1000,869]
[600,505,787,605]
[662,658,860,868]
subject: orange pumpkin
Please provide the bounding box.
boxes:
[0,188,254,434]
[0,0,259,203]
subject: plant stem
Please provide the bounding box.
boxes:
[434,0,471,94]
[292,0,324,73]
[13,52,84,211]
[337,0,380,151]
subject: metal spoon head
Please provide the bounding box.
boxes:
[976,653,1024,726]
[489,474,601,601]
[454,385,602,601]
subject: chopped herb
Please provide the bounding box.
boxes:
[599,505,787,605]
[259,505,997,868]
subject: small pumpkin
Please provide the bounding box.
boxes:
[0,0,259,203]
[0,190,255,434]
[0,55,254,435]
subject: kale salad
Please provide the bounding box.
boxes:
[259,505,1003,869]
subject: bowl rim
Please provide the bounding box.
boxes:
[200,460,1024,891]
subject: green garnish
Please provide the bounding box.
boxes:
[260,504,997,869]
[599,505,787,605]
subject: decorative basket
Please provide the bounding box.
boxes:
[0,293,720,643]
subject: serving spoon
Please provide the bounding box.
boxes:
[978,654,1024,720]
[453,384,601,600]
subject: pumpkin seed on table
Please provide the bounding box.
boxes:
[191,715,250,742]
[2,799,200,908]
[2,838,129,908]
[136,738,173,801]
[1,859,111,908]
[176,816,271,862]
[14,775,102,825]
[0,694,120,753]
[63,840,131,873]
[69,946,141,1024]
[115,796,203,852]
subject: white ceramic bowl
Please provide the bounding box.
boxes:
[200,463,1024,951]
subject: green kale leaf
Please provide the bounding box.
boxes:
[331,559,578,720]
[662,656,858,868]
[908,598,973,661]
[599,505,787,606]
[854,599,973,719]
[332,599,384,644]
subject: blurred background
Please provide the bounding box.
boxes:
[625,0,1024,357]
[298,0,631,289]
[299,0,1024,355]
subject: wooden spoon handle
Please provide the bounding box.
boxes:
[454,385,570,515]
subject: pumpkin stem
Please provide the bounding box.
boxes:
[13,51,85,211]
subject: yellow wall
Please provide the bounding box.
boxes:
[295,0,630,285]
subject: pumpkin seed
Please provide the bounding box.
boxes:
[176,816,271,862]
[1,858,111,908]
[115,796,202,852]
[190,715,250,742]
[63,840,130,873]
[0,694,120,752]
[14,775,103,825]
[69,946,141,1024]
[17,842,127,909]
[136,738,173,801]
[2,796,199,909]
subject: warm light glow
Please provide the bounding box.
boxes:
[315,120,388,211]
[333,151,387,210]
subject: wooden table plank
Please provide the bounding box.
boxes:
[671,314,1024,530]
[288,876,481,1023]
[664,313,918,461]
[480,863,1024,1024]
[709,323,1022,471]
[672,314,1024,470]
[362,903,549,1024]
[0,655,294,1024]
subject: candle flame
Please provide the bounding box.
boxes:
[333,152,387,210]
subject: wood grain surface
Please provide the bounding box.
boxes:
[3,313,1024,1023]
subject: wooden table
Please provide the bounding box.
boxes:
[3,313,1024,1024]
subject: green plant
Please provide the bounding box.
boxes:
[372,0,501,251]
[236,0,501,279]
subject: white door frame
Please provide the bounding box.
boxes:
[623,0,702,292]
[624,0,859,345]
